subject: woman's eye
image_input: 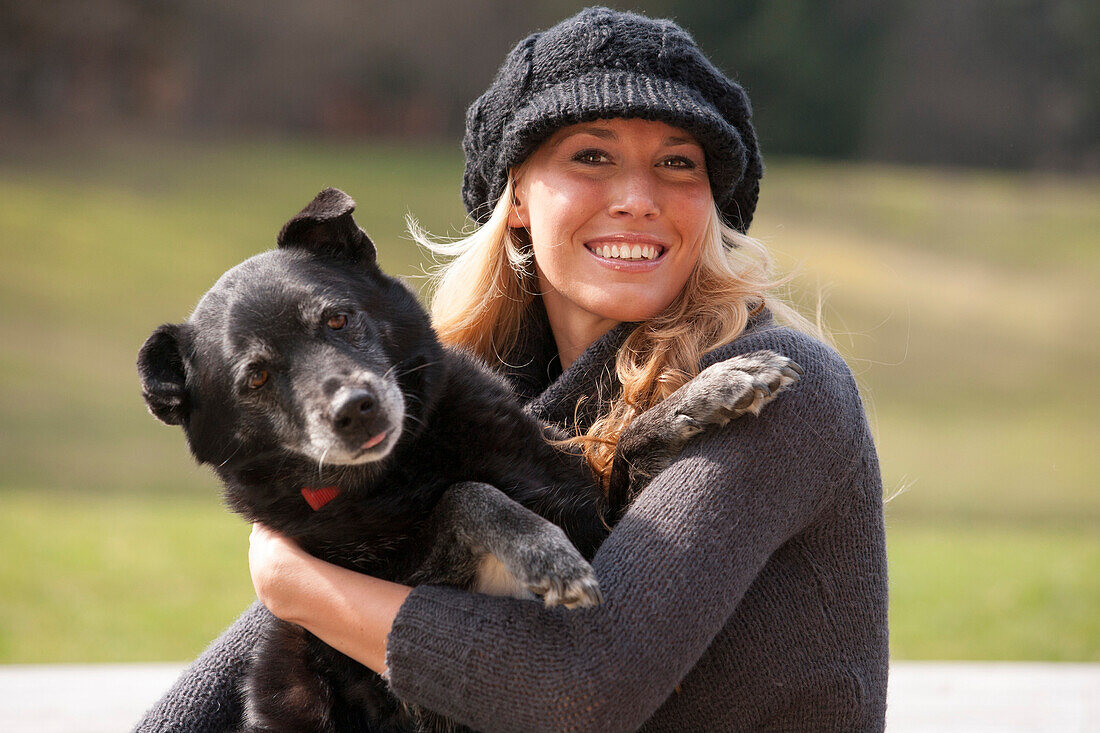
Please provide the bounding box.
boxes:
[660,156,697,169]
[327,313,348,330]
[573,149,609,165]
[248,369,269,390]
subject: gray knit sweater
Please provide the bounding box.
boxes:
[135,306,888,732]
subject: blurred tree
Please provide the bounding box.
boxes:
[652,0,896,158]
[862,0,1100,169]
[0,0,1095,170]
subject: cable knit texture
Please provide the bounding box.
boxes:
[462,7,763,233]
[134,601,268,732]
[134,305,888,732]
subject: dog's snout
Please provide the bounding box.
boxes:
[313,373,401,460]
[332,388,378,432]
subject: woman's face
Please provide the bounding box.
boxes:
[509,117,712,336]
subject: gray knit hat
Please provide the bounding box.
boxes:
[462,6,762,233]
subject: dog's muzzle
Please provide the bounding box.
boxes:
[330,384,390,449]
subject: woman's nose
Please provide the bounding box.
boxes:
[608,170,660,219]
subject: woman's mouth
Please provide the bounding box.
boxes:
[586,243,664,261]
[584,233,669,266]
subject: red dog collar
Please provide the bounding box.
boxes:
[301,486,341,511]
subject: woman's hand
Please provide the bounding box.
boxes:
[248,523,318,623]
[247,522,413,676]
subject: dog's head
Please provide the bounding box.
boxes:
[138,189,442,477]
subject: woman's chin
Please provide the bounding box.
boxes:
[583,295,676,324]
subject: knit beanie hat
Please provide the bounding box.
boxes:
[462,6,763,233]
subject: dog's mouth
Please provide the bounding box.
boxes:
[292,369,408,466]
[358,432,387,452]
[347,430,389,460]
[307,420,401,466]
[294,428,398,467]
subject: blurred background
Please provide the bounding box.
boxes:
[1,0,1097,665]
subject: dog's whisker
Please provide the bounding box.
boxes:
[394,360,440,378]
[216,442,243,468]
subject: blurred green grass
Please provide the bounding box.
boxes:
[0,488,251,663]
[1,139,1097,662]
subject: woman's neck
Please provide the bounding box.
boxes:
[540,293,619,370]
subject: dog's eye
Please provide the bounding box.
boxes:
[327,314,348,330]
[248,369,269,389]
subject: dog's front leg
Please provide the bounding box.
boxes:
[417,481,603,608]
[607,350,803,513]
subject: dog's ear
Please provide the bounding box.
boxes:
[138,324,190,426]
[277,188,378,267]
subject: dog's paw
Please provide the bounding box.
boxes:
[672,350,803,438]
[505,528,603,609]
[534,565,603,609]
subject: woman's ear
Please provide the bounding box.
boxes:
[507,177,530,229]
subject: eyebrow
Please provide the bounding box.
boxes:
[664,135,697,147]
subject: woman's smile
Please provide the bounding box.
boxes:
[584,233,668,268]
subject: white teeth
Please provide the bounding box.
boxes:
[594,243,662,260]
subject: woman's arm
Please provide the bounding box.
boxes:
[247,523,410,677]
[381,330,879,732]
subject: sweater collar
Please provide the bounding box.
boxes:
[496,296,562,404]
[524,319,633,431]
[500,297,632,432]
[499,296,775,432]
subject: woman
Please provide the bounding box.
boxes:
[138,7,888,732]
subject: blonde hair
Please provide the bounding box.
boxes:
[413,176,536,365]
[412,175,816,490]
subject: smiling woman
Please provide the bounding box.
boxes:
[422,111,805,487]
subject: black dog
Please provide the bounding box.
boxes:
[138,189,800,732]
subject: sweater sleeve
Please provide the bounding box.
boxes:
[133,601,270,733]
[385,329,870,732]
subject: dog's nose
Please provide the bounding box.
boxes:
[332,388,378,432]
